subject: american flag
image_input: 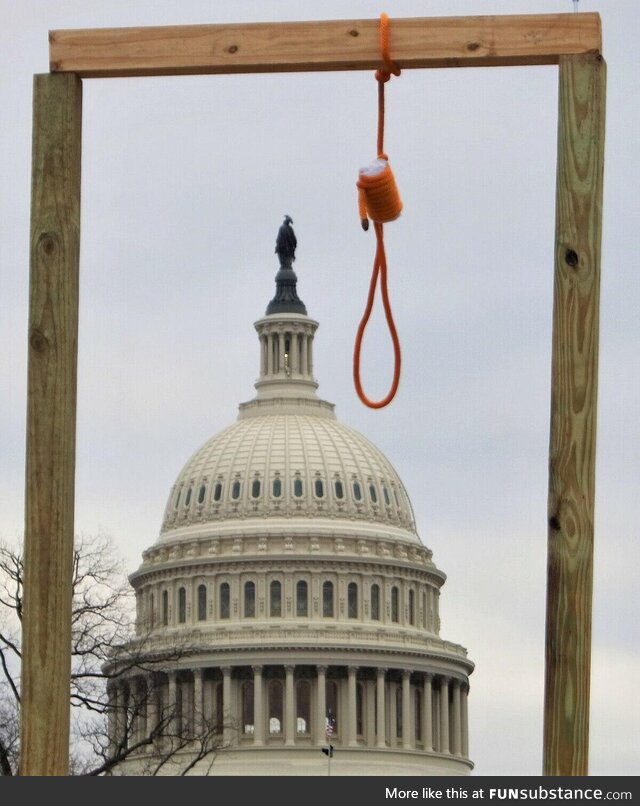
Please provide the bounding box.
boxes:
[325,711,336,739]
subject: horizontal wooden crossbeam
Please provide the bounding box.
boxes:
[49,13,601,78]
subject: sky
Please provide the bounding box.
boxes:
[1,0,638,777]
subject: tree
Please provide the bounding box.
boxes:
[0,534,228,776]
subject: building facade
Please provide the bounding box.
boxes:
[111,224,474,775]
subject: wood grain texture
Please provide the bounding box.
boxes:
[49,13,601,78]
[544,53,606,777]
[20,72,82,776]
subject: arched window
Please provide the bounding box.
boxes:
[322,581,334,617]
[184,488,192,507]
[370,584,380,621]
[314,478,324,498]
[174,490,181,509]
[213,482,222,502]
[423,591,428,629]
[369,484,378,503]
[251,479,261,498]
[244,581,256,617]
[197,484,206,504]
[326,680,339,736]
[293,478,303,498]
[348,582,358,618]
[219,582,230,619]
[178,587,186,623]
[268,680,283,735]
[296,580,308,616]
[270,580,282,617]
[356,682,365,736]
[272,477,282,498]
[162,590,169,626]
[296,680,311,735]
[353,480,362,501]
[197,584,207,621]
[409,589,416,625]
[391,586,399,623]
[149,592,154,629]
[231,480,241,500]
[242,681,254,734]
[334,479,344,499]
[383,485,391,506]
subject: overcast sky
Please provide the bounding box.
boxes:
[1,0,638,777]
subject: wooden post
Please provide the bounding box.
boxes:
[20,72,82,776]
[544,53,606,776]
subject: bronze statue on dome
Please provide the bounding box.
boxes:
[275,215,297,266]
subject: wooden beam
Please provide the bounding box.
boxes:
[49,13,601,78]
[544,52,606,776]
[20,72,82,776]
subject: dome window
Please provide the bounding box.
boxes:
[371,584,380,620]
[270,580,282,616]
[353,481,362,501]
[272,478,282,498]
[383,485,391,506]
[178,587,186,623]
[219,583,230,619]
[369,484,378,504]
[409,589,416,625]
[244,581,256,617]
[296,580,308,616]
[162,590,169,626]
[334,480,344,499]
[293,478,303,498]
[391,586,399,623]
[174,491,181,509]
[197,584,207,621]
[184,488,192,507]
[197,485,206,504]
[348,582,358,618]
[213,483,222,502]
[314,478,324,498]
[251,479,261,498]
[231,480,241,500]
[322,581,334,617]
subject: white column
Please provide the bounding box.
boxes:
[285,665,295,746]
[146,676,158,746]
[316,666,327,746]
[133,677,146,744]
[452,678,462,756]
[439,677,449,754]
[347,666,358,746]
[402,670,412,749]
[194,668,204,735]
[167,671,178,737]
[267,334,274,375]
[222,666,232,746]
[389,681,397,748]
[107,684,117,752]
[376,668,386,748]
[423,674,433,752]
[461,683,469,758]
[278,333,286,375]
[300,334,307,375]
[252,666,264,746]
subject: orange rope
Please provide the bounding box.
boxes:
[353,12,402,409]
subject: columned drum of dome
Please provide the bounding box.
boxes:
[121,222,474,775]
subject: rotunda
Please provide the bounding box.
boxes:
[113,221,474,775]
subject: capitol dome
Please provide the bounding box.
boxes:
[112,219,474,776]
